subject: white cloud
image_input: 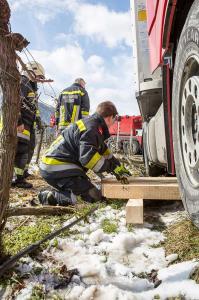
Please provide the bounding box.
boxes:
[10,0,132,48]
[73,3,132,48]
[10,0,78,24]
[11,0,139,114]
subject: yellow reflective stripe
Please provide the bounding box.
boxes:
[60,105,65,124]
[81,111,89,116]
[103,148,111,156]
[85,152,102,169]
[27,92,36,97]
[14,167,24,175]
[42,157,68,165]
[61,90,85,96]
[71,105,78,123]
[33,121,36,129]
[36,110,40,117]
[22,129,30,136]
[59,121,70,126]
[45,135,64,155]
[76,120,86,132]
[48,135,63,148]
[0,116,3,129]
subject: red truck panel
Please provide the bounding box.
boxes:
[109,116,142,136]
[146,0,168,71]
[147,0,159,33]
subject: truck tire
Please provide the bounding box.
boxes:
[107,137,116,153]
[143,124,164,176]
[131,140,139,155]
[123,140,140,156]
[172,0,199,226]
[122,141,128,155]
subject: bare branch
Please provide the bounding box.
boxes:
[6,206,76,217]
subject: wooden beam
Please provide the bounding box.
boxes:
[102,177,181,200]
[102,176,178,184]
[126,199,143,224]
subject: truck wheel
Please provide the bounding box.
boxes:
[172,0,199,226]
[122,141,128,155]
[131,140,140,155]
[143,124,165,176]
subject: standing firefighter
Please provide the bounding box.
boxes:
[12,61,45,188]
[55,78,90,133]
[39,101,131,205]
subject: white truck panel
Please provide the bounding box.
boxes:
[130,0,151,89]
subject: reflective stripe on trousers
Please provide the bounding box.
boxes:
[14,167,24,176]
[40,161,83,172]
[71,105,80,123]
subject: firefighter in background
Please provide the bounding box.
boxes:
[50,114,56,128]
[12,61,45,188]
[39,101,131,205]
[55,78,90,133]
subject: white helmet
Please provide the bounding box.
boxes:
[25,61,45,79]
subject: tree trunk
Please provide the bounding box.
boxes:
[0,0,21,257]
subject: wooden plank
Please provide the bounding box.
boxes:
[102,181,181,200]
[126,199,143,224]
[102,176,178,184]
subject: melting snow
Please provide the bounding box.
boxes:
[4,205,199,300]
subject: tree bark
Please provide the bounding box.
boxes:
[0,0,21,257]
[6,206,76,217]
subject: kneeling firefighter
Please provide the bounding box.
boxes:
[39,101,131,205]
[12,61,45,188]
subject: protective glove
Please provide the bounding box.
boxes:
[113,164,131,181]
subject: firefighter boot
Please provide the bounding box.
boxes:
[38,190,75,206]
[12,176,33,189]
[23,169,32,179]
[38,190,57,206]
[80,187,106,203]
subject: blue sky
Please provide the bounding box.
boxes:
[9,0,138,115]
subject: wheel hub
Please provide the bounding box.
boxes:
[181,76,199,170]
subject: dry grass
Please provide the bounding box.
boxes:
[164,219,199,262]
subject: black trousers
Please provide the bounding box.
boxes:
[27,128,36,166]
[43,175,102,205]
[14,139,29,176]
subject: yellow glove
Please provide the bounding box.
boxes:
[113,165,131,179]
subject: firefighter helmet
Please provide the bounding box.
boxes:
[25,61,45,79]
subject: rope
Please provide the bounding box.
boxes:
[22,48,57,100]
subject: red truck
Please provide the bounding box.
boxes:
[108,115,142,155]
[131,0,199,225]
